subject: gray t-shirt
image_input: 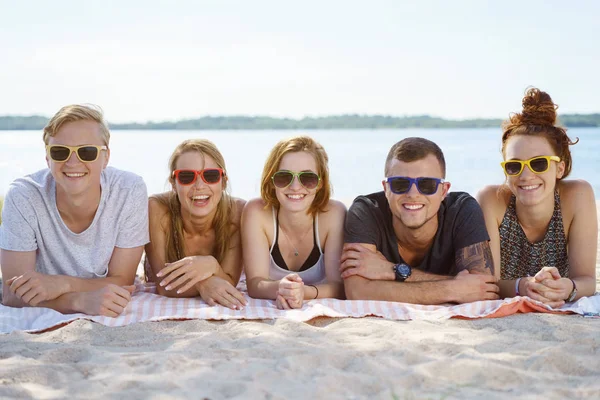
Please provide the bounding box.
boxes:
[0,167,149,278]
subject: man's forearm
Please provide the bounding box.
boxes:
[65,274,135,293]
[345,276,456,305]
[408,268,450,282]
[3,290,82,314]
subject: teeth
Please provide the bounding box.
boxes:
[287,194,305,200]
[192,195,209,200]
[520,185,540,191]
[404,204,424,210]
[65,173,85,177]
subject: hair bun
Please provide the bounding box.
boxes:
[517,87,558,126]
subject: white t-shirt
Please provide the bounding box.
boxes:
[0,167,149,278]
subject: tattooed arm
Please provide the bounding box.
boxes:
[455,241,495,276]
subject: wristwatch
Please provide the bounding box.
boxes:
[566,278,577,302]
[393,263,412,282]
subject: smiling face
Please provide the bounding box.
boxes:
[503,135,565,207]
[383,154,449,230]
[173,151,225,219]
[46,119,109,199]
[274,151,320,214]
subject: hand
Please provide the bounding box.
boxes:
[197,276,247,310]
[76,284,135,317]
[156,256,217,294]
[340,243,394,280]
[520,275,566,308]
[531,267,572,304]
[276,294,292,310]
[276,273,304,309]
[7,271,70,306]
[452,270,500,303]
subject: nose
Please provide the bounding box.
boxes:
[65,150,81,166]
[289,175,302,190]
[405,180,420,196]
[520,164,536,179]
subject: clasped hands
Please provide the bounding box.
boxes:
[157,255,246,310]
[518,266,574,308]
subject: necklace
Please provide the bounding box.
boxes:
[280,224,313,257]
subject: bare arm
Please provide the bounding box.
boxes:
[308,200,346,300]
[342,243,499,304]
[563,181,598,299]
[2,247,139,314]
[242,199,281,300]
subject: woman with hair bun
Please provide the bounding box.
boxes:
[477,88,597,307]
[242,136,346,309]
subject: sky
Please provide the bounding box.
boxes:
[1,0,599,123]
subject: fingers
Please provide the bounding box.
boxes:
[340,266,361,279]
[340,250,361,264]
[9,275,29,294]
[342,243,369,253]
[279,279,303,290]
[276,295,291,310]
[284,273,303,283]
[5,276,17,286]
[229,288,247,307]
[123,285,136,294]
[159,266,186,288]
[339,259,360,274]
[156,258,189,278]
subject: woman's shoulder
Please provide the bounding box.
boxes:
[557,179,596,211]
[148,192,171,213]
[476,185,512,209]
[320,199,347,217]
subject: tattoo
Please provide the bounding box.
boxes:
[455,241,495,275]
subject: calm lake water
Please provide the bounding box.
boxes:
[0,128,598,201]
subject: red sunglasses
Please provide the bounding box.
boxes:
[173,169,225,185]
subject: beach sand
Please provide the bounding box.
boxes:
[0,205,599,399]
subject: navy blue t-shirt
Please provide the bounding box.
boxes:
[344,191,489,275]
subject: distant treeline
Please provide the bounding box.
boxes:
[1,113,599,130]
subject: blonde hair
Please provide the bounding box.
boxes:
[43,104,110,145]
[152,139,236,264]
[260,136,331,216]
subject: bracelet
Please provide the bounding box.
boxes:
[308,285,319,300]
[515,277,522,296]
[566,278,577,302]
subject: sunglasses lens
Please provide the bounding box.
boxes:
[177,170,197,185]
[202,169,222,184]
[273,171,294,188]
[529,157,549,173]
[49,146,71,161]
[77,146,99,162]
[299,172,319,189]
[417,178,439,195]
[389,178,411,194]
[504,161,522,175]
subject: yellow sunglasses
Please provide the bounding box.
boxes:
[501,155,560,176]
[46,144,108,163]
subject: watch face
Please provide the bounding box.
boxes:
[398,264,411,276]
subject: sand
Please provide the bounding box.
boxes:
[0,205,599,399]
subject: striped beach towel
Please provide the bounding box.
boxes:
[1,282,599,334]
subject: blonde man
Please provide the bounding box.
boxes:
[0,105,148,317]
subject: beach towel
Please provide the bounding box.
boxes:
[1,281,599,334]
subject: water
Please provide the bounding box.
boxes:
[0,128,598,201]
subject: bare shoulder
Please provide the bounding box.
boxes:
[476,185,510,213]
[558,179,594,199]
[230,196,247,223]
[241,197,273,225]
[148,193,170,214]
[557,180,596,217]
[321,199,347,219]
